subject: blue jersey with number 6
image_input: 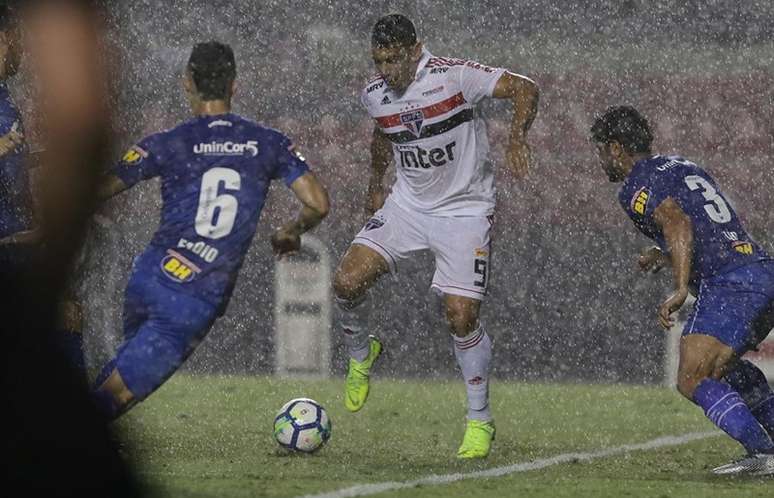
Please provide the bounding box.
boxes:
[619,155,769,285]
[111,113,309,309]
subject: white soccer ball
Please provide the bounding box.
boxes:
[273,398,331,453]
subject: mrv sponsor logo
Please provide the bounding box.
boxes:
[194,141,259,157]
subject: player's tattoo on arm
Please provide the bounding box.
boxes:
[272,173,329,258]
[285,172,330,236]
[654,197,693,292]
[365,127,392,215]
[369,127,392,192]
[492,72,539,136]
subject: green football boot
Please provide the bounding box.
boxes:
[456,419,496,459]
[344,336,383,412]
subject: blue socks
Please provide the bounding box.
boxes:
[693,378,774,454]
[723,360,774,437]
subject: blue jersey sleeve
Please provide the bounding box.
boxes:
[629,172,680,221]
[272,133,310,187]
[111,133,164,187]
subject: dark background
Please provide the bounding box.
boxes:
[50,0,774,384]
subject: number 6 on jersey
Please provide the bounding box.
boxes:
[195,167,241,239]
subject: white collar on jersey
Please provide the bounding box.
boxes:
[414,48,433,80]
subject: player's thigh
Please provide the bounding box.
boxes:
[337,198,428,296]
[684,271,774,356]
[121,272,150,340]
[429,215,491,301]
[115,293,217,400]
[334,244,390,299]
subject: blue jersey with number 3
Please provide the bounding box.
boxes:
[619,155,769,284]
[111,113,309,309]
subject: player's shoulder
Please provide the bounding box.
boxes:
[361,73,387,105]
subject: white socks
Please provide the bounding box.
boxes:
[335,295,371,362]
[453,323,492,421]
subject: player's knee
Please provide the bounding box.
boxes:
[445,305,478,337]
[333,268,366,302]
[95,368,136,418]
[676,357,715,400]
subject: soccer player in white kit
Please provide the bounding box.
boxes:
[333,14,539,459]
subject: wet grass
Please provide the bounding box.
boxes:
[116,375,772,497]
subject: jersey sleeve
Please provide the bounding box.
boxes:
[457,60,506,105]
[110,133,164,187]
[0,115,20,136]
[272,132,310,187]
[628,172,680,221]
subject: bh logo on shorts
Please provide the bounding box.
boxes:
[400,110,424,138]
[160,250,201,283]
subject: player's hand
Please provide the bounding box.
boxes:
[638,246,668,273]
[505,138,531,179]
[365,188,387,218]
[658,286,689,330]
[0,129,23,156]
[271,228,301,259]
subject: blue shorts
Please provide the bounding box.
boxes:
[683,261,774,354]
[102,271,218,400]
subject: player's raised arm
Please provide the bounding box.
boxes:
[271,172,330,258]
[366,126,392,217]
[491,72,539,179]
[98,139,163,201]
[653,197,694,329]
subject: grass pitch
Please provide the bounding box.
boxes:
[116,376,773,498]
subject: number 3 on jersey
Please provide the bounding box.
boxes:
[684,175,731,224]
[195,167,241,239]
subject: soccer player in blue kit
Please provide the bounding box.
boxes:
[591,106,774,475]
[92,41,330,419]
[0,11,32,257]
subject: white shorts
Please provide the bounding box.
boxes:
[352,198,492,300]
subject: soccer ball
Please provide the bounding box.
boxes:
[273,398,331,453]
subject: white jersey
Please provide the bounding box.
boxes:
[361,49,506,216]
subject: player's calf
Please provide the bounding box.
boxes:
[445,295,493,433]
[93,368,136,420]
[679,335,774,455]
[724,360,774,437]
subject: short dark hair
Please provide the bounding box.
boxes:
[590,106,653,154]
[187,41,236,101]
[372,14,417,48]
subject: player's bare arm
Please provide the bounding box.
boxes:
[0,126,22,156]
[653,197,694,329]
[96,173,130,201]
[272,172,329,258]
[491,71,539,179]
[366,127,392,217]
[638,245,670,273]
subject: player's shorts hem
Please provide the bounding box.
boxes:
[430,283,487,301]
[352,237,398,274]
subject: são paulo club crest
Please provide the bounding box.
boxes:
[400,109,425,138]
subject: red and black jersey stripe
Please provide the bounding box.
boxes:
[383,109,474,143]
[375,92,466,129]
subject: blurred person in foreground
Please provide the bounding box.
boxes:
[1,0,138,495]
[0,3,87,372]
[91,41,329,418]
[333,14,539,459]
[591,106,774,476]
